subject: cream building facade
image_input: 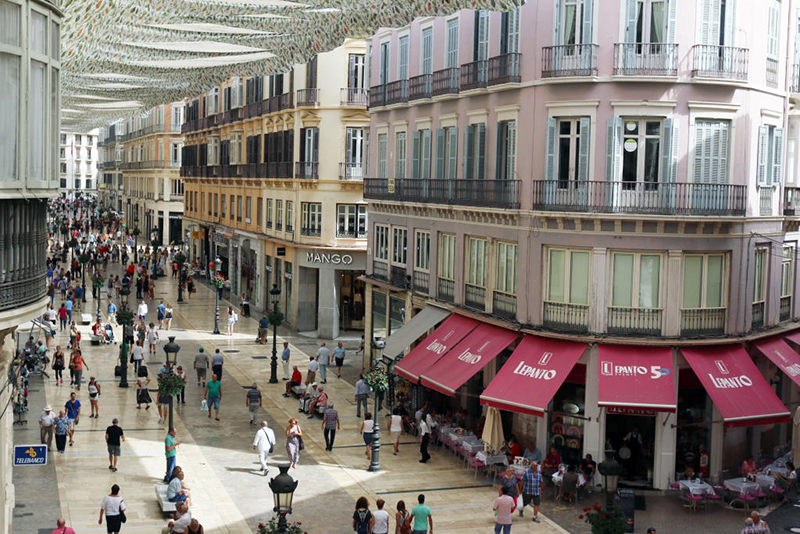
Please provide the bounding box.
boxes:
[59,130,98,199]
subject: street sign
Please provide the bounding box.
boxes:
[276,247,286,256]
[14,445,47,466]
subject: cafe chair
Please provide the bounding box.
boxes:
[768,485,785,503]
[703,489,723,512]
[681,490,703,512]
[560,477,578,505]
[467,455,486,481]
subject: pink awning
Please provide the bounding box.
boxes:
[419,323,519,397]
[598,345,676,412]
[393,314,479,383]
[480,336,587,417]
[755,336,800,388]
[681,345,791,427]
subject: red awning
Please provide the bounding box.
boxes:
[419,323,519,396]
[755,336,800,388]
[393,314,479,383]
[681,345,791,427]
[597,345,676,412]
[480,336,587,417]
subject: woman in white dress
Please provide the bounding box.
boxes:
[147,322,159,355]
[226,306,237,336]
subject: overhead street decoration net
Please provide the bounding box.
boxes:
[60,0,522,129]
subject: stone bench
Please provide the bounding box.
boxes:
[81,313,92,325]
[155,485,177,513]
[290,384,306,397]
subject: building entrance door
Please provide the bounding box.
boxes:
[606,412,656,488]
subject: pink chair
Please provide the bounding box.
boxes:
[681,491,703,512]
[468,456,485,481]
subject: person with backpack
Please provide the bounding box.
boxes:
[252,421,276,476]
[395,500,412,534]
[353,497,374,534]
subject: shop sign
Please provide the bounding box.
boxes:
[387,178,395,193]
[600,361,670,379]
[306,251,354,265]
[277,247,286,256]
[607,406,657,417]
[212,233,227,244]
[192,231,199,239]
[14,445,47,466]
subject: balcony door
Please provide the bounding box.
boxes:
[348,54,366,89]
[543,117,590,208]
[692,119,730,212]
[554,0,594,71]
[345,127,364,180]
[623,0,676,68]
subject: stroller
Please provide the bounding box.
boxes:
[104,323,116,344]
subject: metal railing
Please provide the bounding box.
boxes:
[531,180,747,216]
[300,227,321,237]
[295,161,318,180]
[119,160,167,170]
[372,261,388,281]
[752,302,765,329]
[766,58,779,88]
[386,80,409,105]
[340,87,368,106]
[613,43,678,76]
[460,60,488,90]
[493,292,517,319]
[781,296,792,321]
[542,302,589,333]
[266,161,293,178]
[465,284,486,310]
[0,274,47,312]
[369,85,386,107]
[409,74,432,100]
[391,265,408,288]
[244,100,263,119]
[432,68,459,96]
[296,88,319,107]
[691,45,749,80]
[413,271,430,294]
[339,162,363,181]
[681,308,726,336]
[279,92,294,111]
[363,178,521,209]
[792,64,800,92]
[759,186,774,216]
[488,53,522,85]
[336,228,366,239]
[542,44,598,77]
[607,307,662,336]
[438,278,455,303]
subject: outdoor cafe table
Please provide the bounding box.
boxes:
[460,439,484,454]
[753,474,776,489]
[724,478,760,496]
[679,480,715,496]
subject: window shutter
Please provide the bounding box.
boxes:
[773,127,785,184]
[693,120,708,183]
[606,117,623,181]
[476,123,486,180]
[757,125,769,185]
[723,0,734,46]
[421,129,432,180]
[661,118,674,183]
[670,120,680,183]
[667,0,678,44]
[554,0,562,45]
[582,0,594,44]
[346,128,353,163]
[412,131,421,178]
[717,121,729,184]
[348,54,357,88]
[625,0,638,43]
[299,128,306,162]
[506,121,516,180]
[509,9,520,53]
[578,117,591,181]
[464,125,475,180]
[447,127,458,180]
[435,129,446,179]
[545,118,557,180]
[312,128,319,162]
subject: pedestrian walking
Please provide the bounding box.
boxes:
[98,484,126,534]
[285,418,302,469]
[353,497,374,534]
[165,303,173,330]
[372,499,389,534]
[194,347,209,387]
[306,355,318,385]
[226,306,237,336]
[395,501,412,534]
[175,365,187,404]
[521,461,543,523]
[54,410,69,454]
[69,322,79,351]
[58,303,68,331]
[253,421,276,476]
[39,405,56,451]
[316,342,330,383]
[136,370,151,409]
[88,377,101,417]
[147,322,159,356]
[164,427,181,482]
[493,486,516,534]
[361,413,375,459]
[281,342,291,380]
[52,346,65,385]
[71,349,88,389]
[246,383,262,425]
[321,402,340,451]
[389,408,403,455]
[419,417,431,463]
[355,374,369,418]
[137,300,148,321]
[50,518,76,534]
[204,374,222,421]
[64,392,81,446]
[157,300,166,329]
[334,341,345,378]
[411,494,433,534]
[105,418,125,472]
[211,349,223,382]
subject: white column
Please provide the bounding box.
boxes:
[664,250,683,336]
[583,345,603,463]
[589,248,607,333]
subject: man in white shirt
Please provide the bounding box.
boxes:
[39,405,57,451]
[419,418,431,463]
[137,301,148,321]
[306,356,319,385]
[170,502,192,533]
[252,421,276,476]
[316,343,331,384]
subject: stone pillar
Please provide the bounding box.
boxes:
[583,345,603,464]
[296,266,318,332]
[317,268,340,340]
[664,250,684,337]
[0,332,16,534]
[589,248,607,333]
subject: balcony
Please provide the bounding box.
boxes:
[431,68,459,96]
[781,296,792,321]
[613,43,678,76]
[244,100,263,119]
[300,226,321,237]
[295,161,318,180]
[369,85,386,107]
[542,301,589,334]
[752,302,765,329]
[221,108,243,125]
[412,271,429,294]
[792,64,800,92]
[0,274,47,313]
[766,58,779,88]
[438,278,455,303]
[119,160,167,170]
[460,60,488,90]
[465,284,486,310]
[492,292,517,320]
[785,187,800,215]
[220,164,243,178]
[531,180,746,216]
[336,227,366,239]
[340,87,368,107]
[760,186,774,216]
[488,53,521,85]
[691,45,749,80]
[386,80,409,105]
[266,161,293,178]
[409,74,432,100]
[542,44,598,77]
[279,92,294,110]
[607,307,662,336]
[296,88,319,107]
[390,265,408,288]
[372,261,388,281]
[681,308,726,336]
[364,178,521,209]
[339,162,363,181]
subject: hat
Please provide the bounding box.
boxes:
[44,405,52,411]
[311,382,318,387]
[199,347,204,352]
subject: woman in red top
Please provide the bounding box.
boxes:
[71,350,89,390]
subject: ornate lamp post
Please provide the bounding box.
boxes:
[268,284,282,384]
[162,337,181,429]
[116,307,134,388]
[79,253,90,303]
[598,450,621,513]
[364,365,388,472]
[132,224,140,264]
[176,252,186,303]
[92,275,106,323]
[211,258,222,335]
[268,464,298,533]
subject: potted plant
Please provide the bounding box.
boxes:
[362,365,388,393]
[579,504,627,534]
[256,519,306,534]
[157,371,185,398]
[91,274,106,289]
[210,273,226,289]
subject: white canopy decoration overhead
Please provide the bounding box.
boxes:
[60,0,521,129]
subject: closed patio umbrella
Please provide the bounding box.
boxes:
[483,406,505,454]
[793,407,800,466]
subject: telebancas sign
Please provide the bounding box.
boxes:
[14,445,47,466]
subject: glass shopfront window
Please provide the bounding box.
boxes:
[389,296,405,335]
[675,368,713,480]
[547,369,586,468]
[371,290,388,345]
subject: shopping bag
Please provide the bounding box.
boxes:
[201,399,208,412]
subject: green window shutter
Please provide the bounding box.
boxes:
[612,253,634,307]
[625,0,638,43]
[706,255,724,308]
[667,0,678,43]
[435,128,446,179]
[447,127,458,180]
[411,131,421,179]
[578,117,590,181]
[476,123,486,179]
[757,125,769,185]
[548,249,566,302]
[545,118,557,180]
[683,256,703,309]
[464,125,475,180]
[773,127,784,183]
[582,0,594,44]
[506,121,516,180]
[661,118,674,183]
[553,0,562,46]
[569,251,590,305]
[421,129,432,180]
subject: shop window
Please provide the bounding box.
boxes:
[371,290,388,343]
[389,296,405,335]
[675,369,713,481]
[337,204,367,238]
[548,378,585,467]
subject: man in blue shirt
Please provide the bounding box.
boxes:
[157,301,166,328]
[257,316,269,344]
[333,341,346,378]
[107,300,117,323]
[521,461,544,523]
[73,285,83,309]
[65,298,73,324]
[281,342,291,380]
[64,392,81,446]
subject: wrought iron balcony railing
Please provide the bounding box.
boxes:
[296,88,319,107]
[542,301,589,334]
[340,87,368,106]
[460,60,488,90]
[488,53,522,85]
[295,161,318,180]
[613,43,678,76]
[681,308,726,336]
[408,74,432,100]
[607,307,662,336]
[339,162,364,181]
[542,44,598,77]
[431,68,459,96]
[364,178,520,209]
[691,45,749,80]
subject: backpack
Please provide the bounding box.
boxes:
[399,511,412,534]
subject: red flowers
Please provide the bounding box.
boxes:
[579,514,584,519]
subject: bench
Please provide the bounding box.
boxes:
[155,485,177,513]
[81,313,92,325]
[90,335,102,346]
[290,384,306,397]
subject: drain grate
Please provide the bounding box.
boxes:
[223,349,240,353]
[251,356,268,360]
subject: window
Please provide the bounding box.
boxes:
[171,142,182,166]
[237,196,242,221]
[463,123,486,180]
[466,237,487,287]
[286,201,294,231]
[392,227,408,265]
[698,0,734,46]
[546,249,590,305]
[214,193,218,216]
[374,224,390,261]
[782,246,793,298]
[693,119,730,184]
[446,18,459,68]
[473,11,489,61]
[545,117,590,187]
[627,0,668,44]
[411,129,432,179]
[29,59,46,179]
[398,35,409,80]
[276,200,283,230]
[500,9,521,54]
[377,133,388,178]
[767,0,780,59]
[611,253,661,310]
[621,119,661,189]
[221,194,226,218]
[439,234,456,280]
[395,132,407,178]
[85,180,92,189]
[434,127,458,179]
[379,41,390,85]
[74,179,80,189]
[337,204,367,238]
[346,127,364,173]
[300,127,319,163]
[496,242,518,295]
[74,134,81,145]
[257,198,263,228]
[60,162,66,173]
[683,254,725,310]
[348,54,366,88]
[60,133,66,144]
[306,56,318,89]
[266,199,273,228]
[415,230,431,271]
[421,27,433,75]
[301,202,322,236]
[496,120,516,180]
[757,125,784,186]
[753,248,767,305]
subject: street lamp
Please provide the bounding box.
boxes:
[163,336,181,429]
[177,265,186,303]
[598,449,621,512]
[369,384,382,472]
[269,284,281,384]
[268,464,298,533]
[213,258,221,335]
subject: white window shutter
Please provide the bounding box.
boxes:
[582,0,594,44]
[670,120,680,183]
[773,127,784,183]
[545,118,557,180]
[667,0,678,43]
[606,117,623,181]
[447,127,458,180]
[476,123,486,179]
[506,121,516,180]
[411,131,421,178]
[421,129,432,180]
[661,118,674,183]
[435,128,446,179]
[723,0,734,46]
[554,0,562,45]
[625,0,638,43]
[578,117,591,181]
[464,125,475,180]
[757,125,769,185]
[693,120,706,183]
